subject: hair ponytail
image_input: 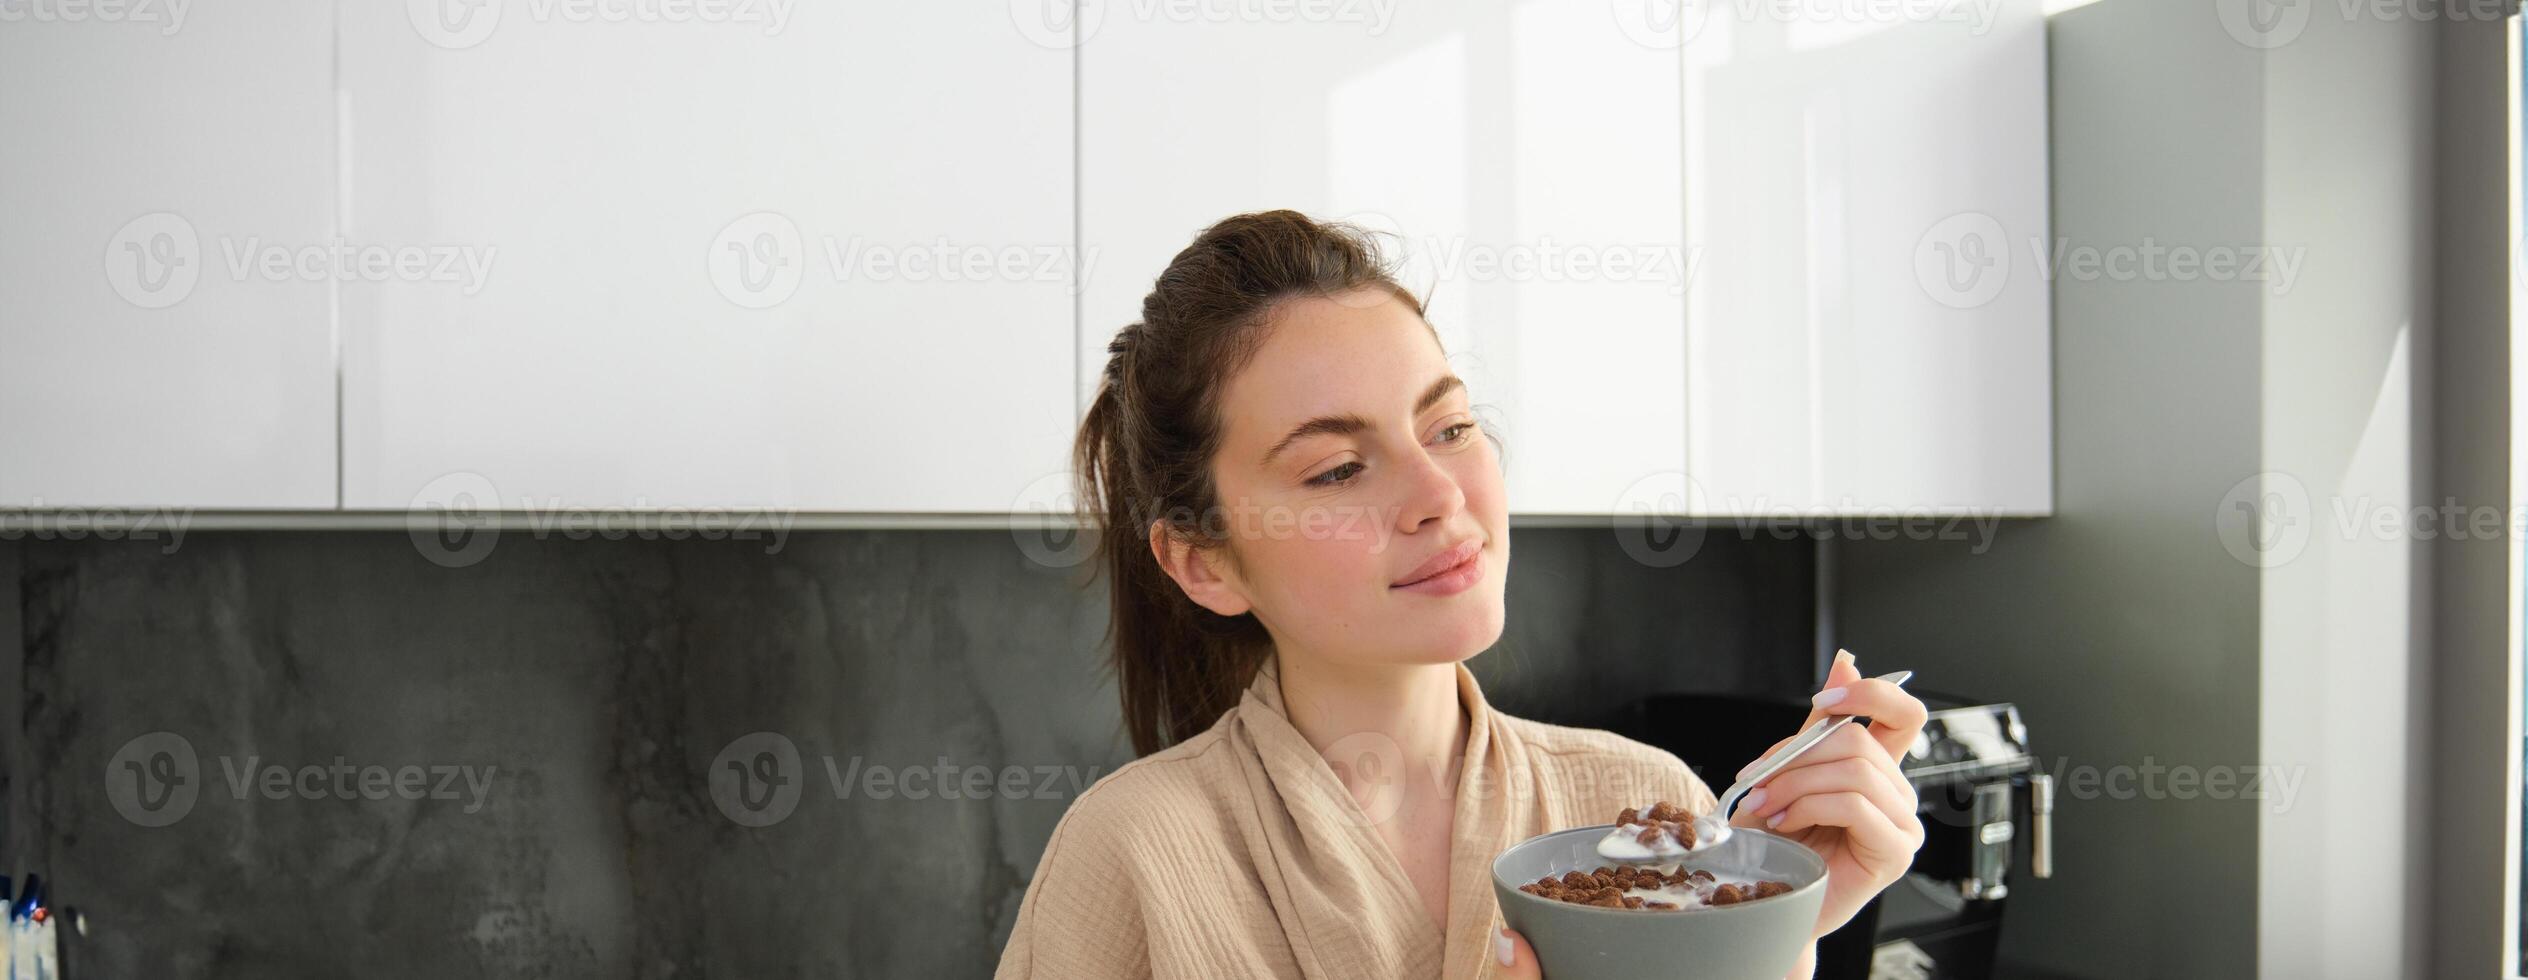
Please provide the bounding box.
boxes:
[1073,210,1423,756]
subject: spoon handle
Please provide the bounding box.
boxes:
[1715,670,1913,820]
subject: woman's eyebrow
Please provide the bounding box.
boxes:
[1414,375,1466,414]
[1260,376,1467,466]
[1262,414,1370,466]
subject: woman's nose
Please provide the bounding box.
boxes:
[1392,446,1466,535]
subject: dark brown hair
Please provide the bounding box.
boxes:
[1076,210,1425,756]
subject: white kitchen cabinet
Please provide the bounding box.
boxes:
[1082,2,2050,518]
[1077,1,1691,516]
[337,4,1076,513]
[0,2,340,508]
[1681,6,2052,515]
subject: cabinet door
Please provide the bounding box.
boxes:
[1078,1,1689,517]
[0,3,339,508]
[339,5,1076,513]
[1683,7,2052,515]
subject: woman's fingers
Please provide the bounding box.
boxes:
[1792,652,1868,730]
[1495,927,1543,979]
[1742,755,1918,831]
[1767,791,1919,866]
[1757,722,1910,802]
[1809,676,1930,762]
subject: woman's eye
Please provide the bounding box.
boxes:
[1436,422,1475,444]
[1306,461,1363,487]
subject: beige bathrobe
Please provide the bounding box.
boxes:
[994,658,1720,979]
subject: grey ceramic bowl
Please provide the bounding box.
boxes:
[1492,826,1827,980]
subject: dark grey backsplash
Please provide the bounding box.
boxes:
[0,527,1810,979]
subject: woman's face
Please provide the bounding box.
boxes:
[1164,287,1510,668]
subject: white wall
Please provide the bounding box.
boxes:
[2256,6,2437,979]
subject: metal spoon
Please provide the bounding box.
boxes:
[1693,669,1913,852]
[1596,669,1914,863]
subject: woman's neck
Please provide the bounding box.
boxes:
[1273,652,1469,798]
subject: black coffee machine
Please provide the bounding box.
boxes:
[1612,691,2054,979]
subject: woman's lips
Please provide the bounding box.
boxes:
[1392,538,1484,596]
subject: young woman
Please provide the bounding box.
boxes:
[994,211,1926,980]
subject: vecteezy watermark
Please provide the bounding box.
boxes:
[103,212,497,310]
[1338,211,1701,298]
[1914,212,2306,310]
[1610,471,1711,569]
[0,0,191,34]
[1425,237,1699,297]
[2216,471,2524,568]
[404,471,796,569]
[1610,0,2001,50]
[2217,0,2509,50]
[707,732,1115,828]
[1009,471,1095,570]
[1008,0,1399,49]
[1004,474,1428,570]
[0,502,191,554]
[1307,729,1713,827]
[2040,757,2304,815]
[1608,473,2005,568]
[2214,472,2313,568]
[405,0,798,50]
[108,732,500,827]
[705,211,1095,309]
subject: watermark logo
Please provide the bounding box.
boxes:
[408,0,503,48]
[1611,472,1710,568]
[401,472,797,567]
[408,471,504,569]
[708,211,804,309]
[408,0,797,49]
[2037,757,2304,814]
[105,212,201,309]
[2215,472,2310,568]
[1613,0,2000,49]
[2220,0,2508,49]
[1914,211,2010,310]
[107,732,200,828]
[1009,0,1106,48]
[710,731,803,828]
[0,502,191,554]
[1324,730,1406,826]
[1011,471,1095,569]
[2216,0,2308,48]
[0,0,191,34]
[104,212,497,310]
[705,734,1119,828]
[2214,474,2525,567]
[1609,481,2007,566]
[2222,0,2513,49]
[1913,213,2305,309]
[708,210,1094,309]
[1610,0,1711,48]
[109,733,497,826]
[1010,0,1398,48]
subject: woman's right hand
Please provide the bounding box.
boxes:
[1495,927,1543,979]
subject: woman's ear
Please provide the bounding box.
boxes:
[1148,520,1253,617]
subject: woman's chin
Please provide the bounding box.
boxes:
[1403,602,1506,665]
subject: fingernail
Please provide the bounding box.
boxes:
[1834,649,1857,670]
[1741,788,1767,813]
[1496,928,1515,967]
[1736,759,1757,780]
[1811,687,1848,708]
[1766,810,1786,828]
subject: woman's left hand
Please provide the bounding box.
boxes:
[1728,649,1928,964]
